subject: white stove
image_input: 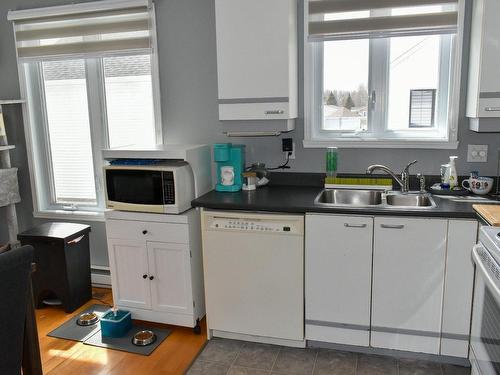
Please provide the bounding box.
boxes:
[478,226,500,265]
[470,226,500,375]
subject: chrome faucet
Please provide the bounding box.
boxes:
[366,160,418,193]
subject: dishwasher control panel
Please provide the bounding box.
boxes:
[209,217,299,234]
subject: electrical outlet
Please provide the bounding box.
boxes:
[467,144,488,162]
[288,143,295,159]
[282,138,295,159]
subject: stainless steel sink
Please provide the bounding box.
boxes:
[386,193,436,208]
[314,189,438,210]
[315,189,383,207]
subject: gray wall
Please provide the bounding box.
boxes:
[1,0,500,266]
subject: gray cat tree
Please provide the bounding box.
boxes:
[0,100,23,249]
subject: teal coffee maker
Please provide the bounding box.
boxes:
[214,143,245,192]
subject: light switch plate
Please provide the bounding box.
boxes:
[467,144,488,162]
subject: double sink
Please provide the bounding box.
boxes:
[315,189,437,209]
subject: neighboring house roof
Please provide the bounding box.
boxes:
[351,106,368,112]
[324,105,360,118]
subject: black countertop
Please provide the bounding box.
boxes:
[192,185,480,219]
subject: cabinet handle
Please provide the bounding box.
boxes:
[142,230,148,235]
[149,276,154,280]
[344,223,367,228]
[67,235,85,245]
[142,274,148,279]
[485,107,500,112]
[380,224,405,229]
[264,110,284,115]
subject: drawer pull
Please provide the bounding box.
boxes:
[380,224,405,229]
[142,274,148,279]
[142,230,148,235]
[149,275,155,280]
[264,110,284,115]
[485,107,500,112]
[344,223,367,228]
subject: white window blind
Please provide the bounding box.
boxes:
[104,54,156,148]
[42,59,97,204]
[8,0,153,61]
[307,0,459,41]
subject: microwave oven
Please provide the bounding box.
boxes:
[104,161,195,214]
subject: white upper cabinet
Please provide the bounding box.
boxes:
[215,0,297,123]
[467,0,500,119]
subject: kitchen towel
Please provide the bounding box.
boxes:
[0,168,21,207]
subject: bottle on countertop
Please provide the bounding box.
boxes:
[448,156,458,189]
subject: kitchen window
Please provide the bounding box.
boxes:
[9,0,162,219]
[304,0,465,148]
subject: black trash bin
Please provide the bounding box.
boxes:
[18,222,92,313]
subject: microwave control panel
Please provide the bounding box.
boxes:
[162,171,175,204]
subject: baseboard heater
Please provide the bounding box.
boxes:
[91,265,111,287]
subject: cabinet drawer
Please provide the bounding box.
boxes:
[106,219,189,244]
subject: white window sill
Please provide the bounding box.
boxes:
[34,209,105,222]
[303,139,459,149]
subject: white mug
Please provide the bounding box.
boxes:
[221,166,235,186]
[462,176,493,195]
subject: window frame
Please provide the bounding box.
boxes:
[17,6,162,220]
[303,0,465,149]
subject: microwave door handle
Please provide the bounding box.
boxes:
[472,244,500,303]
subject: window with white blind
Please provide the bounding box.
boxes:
[304,0,465,148]
[9,0,162,218]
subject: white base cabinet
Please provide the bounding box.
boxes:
[305,214,477,358]
[105,209,205,328]
[305,214,373,347]
[441,220,478,358]
[371,217,447,354]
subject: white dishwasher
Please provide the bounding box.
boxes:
[202,210,305,347]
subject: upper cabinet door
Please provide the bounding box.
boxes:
[107,239,151,310]
[371,217,447,355]
[215,0,297,120]
[305,214,373,347]
[467,0,500,118]
[147,241,193,315]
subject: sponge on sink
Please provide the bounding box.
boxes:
[325,177,393,190]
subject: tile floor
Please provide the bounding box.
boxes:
[187,338,471,375]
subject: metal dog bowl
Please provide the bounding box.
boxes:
[76,312,100,326]
[132,330,156,346]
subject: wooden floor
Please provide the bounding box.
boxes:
[36,288,207,375]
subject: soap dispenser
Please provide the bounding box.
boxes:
[448,156,458,189]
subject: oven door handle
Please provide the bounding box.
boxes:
[472,244,500,301]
